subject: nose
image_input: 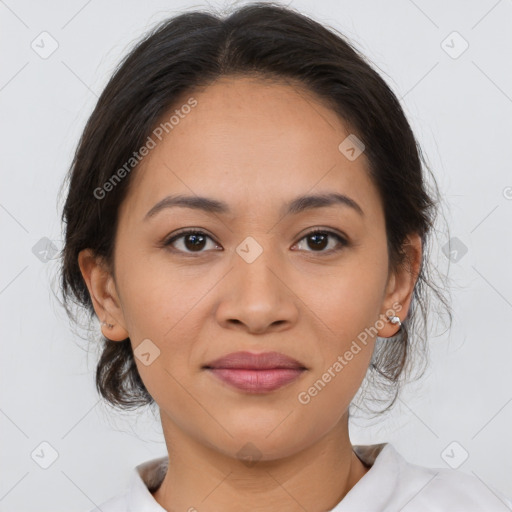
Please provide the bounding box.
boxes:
[215,248,299,335]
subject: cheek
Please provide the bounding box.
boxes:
[115,240,204,339]
[114,254,205,403]
[296,254,387,345]
[293,314,376,442]
[291,256,386,405]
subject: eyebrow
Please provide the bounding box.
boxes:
[144,192,364,221]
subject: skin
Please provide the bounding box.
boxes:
[79,76,421,512]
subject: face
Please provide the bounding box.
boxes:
[80,76,420,461]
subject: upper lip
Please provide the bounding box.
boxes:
[203,351,307,370]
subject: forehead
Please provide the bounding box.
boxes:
[120,76,382,224]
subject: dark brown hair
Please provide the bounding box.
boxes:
[57,1,452,416]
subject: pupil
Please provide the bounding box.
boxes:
[309,233,327,250]
[182,233,329,252]
[185,234,206,251]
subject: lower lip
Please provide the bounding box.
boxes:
[206,368,305,393]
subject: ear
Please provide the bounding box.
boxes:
[78,248,129,341]
[377,232,422,338]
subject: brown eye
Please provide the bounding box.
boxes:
[295,230,348,253]
[165,230,219,253]
[164,228,348,256]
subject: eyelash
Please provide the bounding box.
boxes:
[163,228,348,256]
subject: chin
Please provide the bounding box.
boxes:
[213,424,311,461]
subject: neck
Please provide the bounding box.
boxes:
[152,411,370,512]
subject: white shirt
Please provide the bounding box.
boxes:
[87,443,512,511]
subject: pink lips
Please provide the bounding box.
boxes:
[203,351,307,393]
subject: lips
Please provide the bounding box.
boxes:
[203,351,307,370]
[203,351,307,393]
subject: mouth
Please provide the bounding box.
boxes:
[203,351,308,393]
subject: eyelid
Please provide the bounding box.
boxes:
[163,227,349,254]
[163,228,221,252]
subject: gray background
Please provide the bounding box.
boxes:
[1,0,511,510]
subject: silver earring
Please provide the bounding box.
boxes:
[388,315,401,327]
[379,315,402,340]
[101,320,114,329]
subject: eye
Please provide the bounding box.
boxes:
[163,228,348,255]
[164,230,220,254]
[293,229,348,254]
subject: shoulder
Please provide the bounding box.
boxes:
[83,455,168,512]
[388,445,512,511]
[348,443,512,511]
[416,469,512,510]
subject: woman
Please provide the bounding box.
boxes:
[59,2,512,510]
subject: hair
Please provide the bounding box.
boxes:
[57,1,452,417]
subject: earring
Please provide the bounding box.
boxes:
[101,320,114,329]
[388,315,401,327]
[380,315,402,340]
